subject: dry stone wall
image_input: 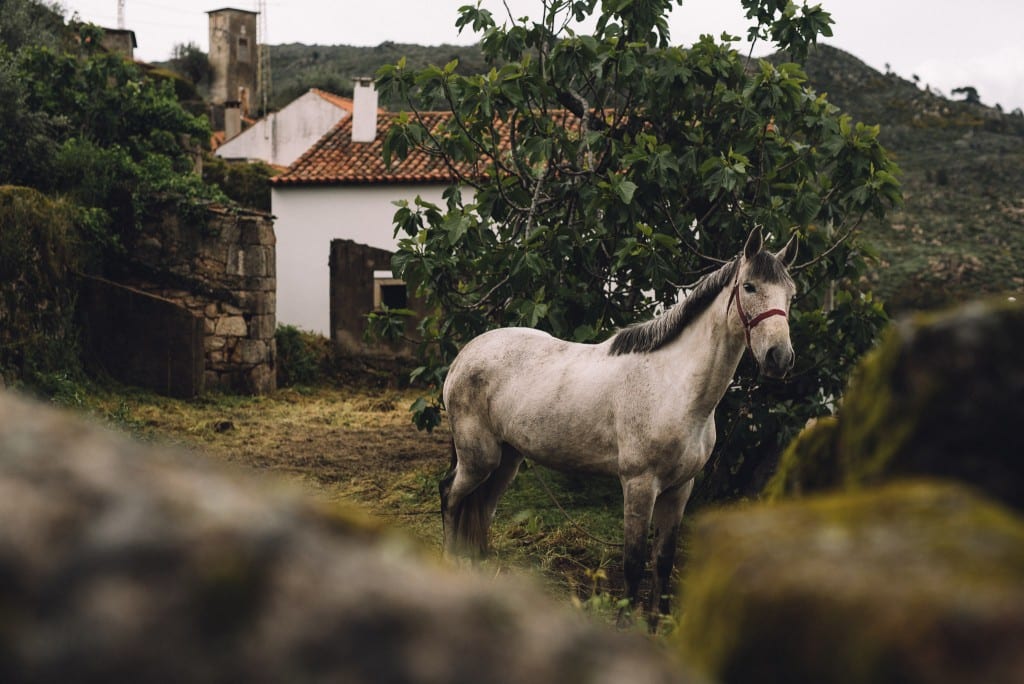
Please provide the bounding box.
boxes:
[126,203,277,394]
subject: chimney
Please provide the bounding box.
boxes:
[352,77,379,143]
[224,100,241,140]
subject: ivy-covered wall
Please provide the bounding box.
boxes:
[0,186,80,385]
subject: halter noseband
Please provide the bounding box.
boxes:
[726,284,789,351]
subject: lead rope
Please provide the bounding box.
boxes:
[527,461,623,548]
[696,284,767,500]
[695,378,757,502]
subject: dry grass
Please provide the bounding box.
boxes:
[75,383,669,630]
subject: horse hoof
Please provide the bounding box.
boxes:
[615,606,636,630]
[646,612,662,634]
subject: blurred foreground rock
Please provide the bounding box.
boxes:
[0,391,688,683]
[677,482,1024,684]
[765,298,1024,508]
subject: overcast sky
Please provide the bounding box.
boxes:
[59,0,1024,112]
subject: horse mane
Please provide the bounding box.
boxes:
[608,251,793,356]
[608,259,738,356]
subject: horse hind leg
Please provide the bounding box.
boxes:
[480,443,524,526]
[439,439,459,542]
[440,426,503,559]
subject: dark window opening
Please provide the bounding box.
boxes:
[379,283,407,310]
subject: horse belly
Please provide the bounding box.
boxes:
[493,370,621,476]
[509,424,620,477]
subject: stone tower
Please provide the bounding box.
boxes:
[207,7,259,133]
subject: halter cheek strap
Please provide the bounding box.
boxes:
[726,284,789,351]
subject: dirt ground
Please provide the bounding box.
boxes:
[102,384,638,624]
[114,386,454,547]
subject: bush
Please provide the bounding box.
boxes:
[203,155,276,212]
[0,186,82,384]
[275,325,329,387]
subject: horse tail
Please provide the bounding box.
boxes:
[439,437,497,558]
[439,438,457,520]
[453,489,491,558]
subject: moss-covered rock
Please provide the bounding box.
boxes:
[767,298,1024,510]
[677,481,1024,684]
[763,415,840,500]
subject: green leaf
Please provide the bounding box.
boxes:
[442,213,473,245]
[615,179,638,204]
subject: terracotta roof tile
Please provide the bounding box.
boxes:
[272,108,588,187]
[272,111,463,186]
[310,88,354,113]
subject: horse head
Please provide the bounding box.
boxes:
[729,229,798,378]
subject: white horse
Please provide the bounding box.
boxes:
[440,228,798,626]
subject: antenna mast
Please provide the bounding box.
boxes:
[117,0,125,28]
[256,0,271,117]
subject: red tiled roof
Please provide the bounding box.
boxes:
[272,111,463,186]
[311,88,354,113]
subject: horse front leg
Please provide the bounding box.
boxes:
[648,478,694,632]
[617,476,657,629]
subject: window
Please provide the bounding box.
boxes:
[373,273,408,310]
[379,283,408,310]
[237,36,250,63]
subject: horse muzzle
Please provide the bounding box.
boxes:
[761,344,795,378]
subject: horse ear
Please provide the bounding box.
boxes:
[775,233,799,268]
[743,227,763,260]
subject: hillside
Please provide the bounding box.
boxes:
[260,41,1024,314]
[267,42,493,110]
[790,44,1024,313]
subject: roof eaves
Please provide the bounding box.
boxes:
[310,88,355,113]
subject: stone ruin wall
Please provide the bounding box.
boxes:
[128,204,276,394]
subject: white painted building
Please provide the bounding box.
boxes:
[270,80,456,335]
[271,184,446,334]
[216,88,353,168]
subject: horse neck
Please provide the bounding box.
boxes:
[657,284,747,414]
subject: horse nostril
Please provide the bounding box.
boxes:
[767,346,793,375]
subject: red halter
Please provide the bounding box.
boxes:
[726,284,789,351]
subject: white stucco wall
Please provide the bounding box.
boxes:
[271,183,447,335]
[216,91,348,167]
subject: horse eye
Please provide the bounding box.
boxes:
[743,283,756,293]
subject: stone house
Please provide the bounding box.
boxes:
[99,28,137,60]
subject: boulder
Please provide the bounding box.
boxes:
[676,481,1024,684]
[767,298,1024,509]
[0,390,690,683]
